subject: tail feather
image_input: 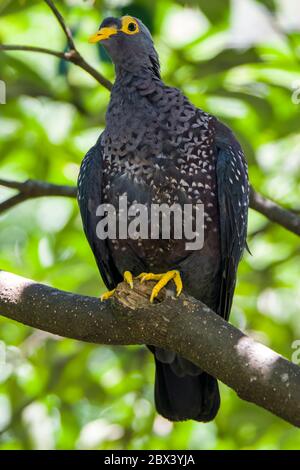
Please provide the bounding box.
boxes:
[154,358,220,422]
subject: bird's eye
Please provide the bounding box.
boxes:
[121,16,139,35]
[128,22,137,32]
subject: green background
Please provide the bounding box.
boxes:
[0,0,300,450]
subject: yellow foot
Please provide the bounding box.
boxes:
[100,271,134,301]
[100,289,116,301]
[137,270,183,303]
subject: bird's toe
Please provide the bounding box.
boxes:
[136,270,183,303]
[100,289,116,301]
[123,271,134,288]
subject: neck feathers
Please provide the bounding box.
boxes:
[115,49,161,81]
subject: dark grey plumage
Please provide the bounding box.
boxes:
[78,16,249,422]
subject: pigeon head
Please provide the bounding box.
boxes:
[89,16,160,77]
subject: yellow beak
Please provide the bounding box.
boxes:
[88,26,118,43]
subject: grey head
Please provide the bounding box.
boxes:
[89,15,160,77]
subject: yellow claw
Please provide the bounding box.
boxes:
[100,289,116,301]
[138,270,183,303]
[123,271,134,289]
[100,271,134,301]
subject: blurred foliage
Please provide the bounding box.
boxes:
[0,0,300,450]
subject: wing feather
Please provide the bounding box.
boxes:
[216,122,249,320]
[77,136,122,290]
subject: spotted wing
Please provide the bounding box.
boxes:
[215,121,249,320]
[77,136,122,290]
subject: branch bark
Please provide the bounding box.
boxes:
[0,270,299,427]
[1,178,299,238]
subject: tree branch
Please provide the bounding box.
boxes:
[0,0,113,91]
[65,49,113,91]
[0,178,76,197]
[249,188,300,237]
[42,0,112,89]
[0,179,76,214]
[43,0,76,50]
[0,44,66,60]
[1,178,299,238]
[0,270,299,427]
[0,193,31,213]
[0,44,113,91]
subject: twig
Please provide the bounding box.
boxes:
[65,50,113,91]
[43,0,76,50]
[0,270,299,427]
[250,187,300,237]
[42,0,112,90]
[0,0,113,90]
[0,44,65,60]
[0,44,113,90]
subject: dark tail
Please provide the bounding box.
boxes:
[154,358,220,422]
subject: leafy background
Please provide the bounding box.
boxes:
[0,0,300,450]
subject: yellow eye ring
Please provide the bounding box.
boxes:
[121,16,140,35]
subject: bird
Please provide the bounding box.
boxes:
[77,15,249,422]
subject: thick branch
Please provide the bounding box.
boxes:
[0,270,299,427]
[1,178,299,238]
